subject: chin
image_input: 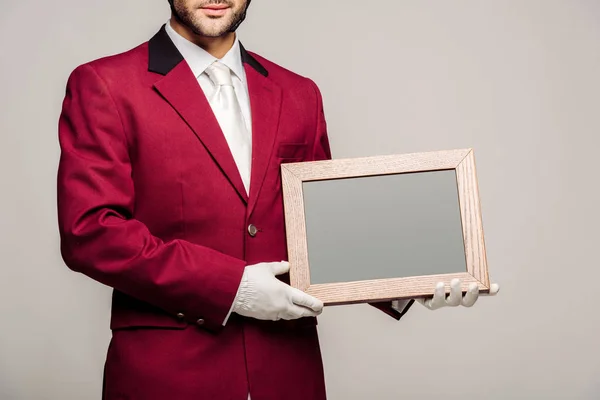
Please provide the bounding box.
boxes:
[192,26,229,37]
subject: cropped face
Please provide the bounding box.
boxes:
[172,0,249,37]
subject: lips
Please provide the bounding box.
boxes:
[203,4,228,9]
[201,3,230,16]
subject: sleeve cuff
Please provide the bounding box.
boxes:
[223,271,245,326]
[369,299,415,320]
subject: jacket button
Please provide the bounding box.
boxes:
[248,224,258,237]
[196,318,205,326]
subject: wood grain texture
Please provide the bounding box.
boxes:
[281,148,491,304]
[283,148,471,182]
[281,165,311,291]
[306,273,489,305]
[456,150,490,288]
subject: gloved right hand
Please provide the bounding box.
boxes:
[232,261,324,321]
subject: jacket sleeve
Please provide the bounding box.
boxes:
[56,63,245,333]
[307,78,414,321]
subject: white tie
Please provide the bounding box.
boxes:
[205,61,252,195]
[207,62,252,400]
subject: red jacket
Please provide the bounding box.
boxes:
[57,24,411,400]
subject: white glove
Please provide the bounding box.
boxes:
[417,278,500,310]
[232,261,324,321]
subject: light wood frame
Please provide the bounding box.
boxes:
[281,148,491,305]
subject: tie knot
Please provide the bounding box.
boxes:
[206,61,233,87]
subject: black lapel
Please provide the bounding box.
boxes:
[239,43,268,77]
[148,24,184,75]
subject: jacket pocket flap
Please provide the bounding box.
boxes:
[277,142,308,159]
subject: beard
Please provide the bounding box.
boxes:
[172,0,248,37]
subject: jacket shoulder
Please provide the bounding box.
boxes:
[66,41,149,83]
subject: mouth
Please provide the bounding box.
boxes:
[200,4,230,17]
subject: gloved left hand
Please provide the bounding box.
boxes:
[392,278,500,311]
[418,278,500,310]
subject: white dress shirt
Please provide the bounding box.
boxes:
[165,20,252,182]
[165,20,254,400]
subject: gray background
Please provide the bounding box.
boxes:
[1,0,599,399]
[303,170,467,283]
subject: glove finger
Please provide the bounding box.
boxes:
[290,288,324,313]
[430,282,447,310]
[462,282,479,307]
[269,261,290,276]
[489,283,500,295]
[446,278,462,307]
[282,304,320,320]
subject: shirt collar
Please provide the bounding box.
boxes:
[164,19,246,83]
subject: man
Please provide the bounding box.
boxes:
[57,1,499,399]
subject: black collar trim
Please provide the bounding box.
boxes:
[148,24,268,77]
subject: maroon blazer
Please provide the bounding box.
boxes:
[57,24,412,400]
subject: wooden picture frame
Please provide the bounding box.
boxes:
[280,148,491,305]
